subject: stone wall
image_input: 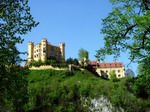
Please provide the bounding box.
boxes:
[29,65,67,70]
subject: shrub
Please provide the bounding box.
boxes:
[29,59,44,67]
[26,69,148,112]
[110,70,119,82]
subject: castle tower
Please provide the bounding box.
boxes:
[59,43,65,60]
[41,38,47,62]
[28,42,34,63]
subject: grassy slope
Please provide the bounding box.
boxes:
[26,69,147,112]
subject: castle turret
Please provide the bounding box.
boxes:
[28,42,34,63]
[27,38,66,65]
[41,38,47,62]
[59,43,65,60]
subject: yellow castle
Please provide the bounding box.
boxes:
[89,61,125,78]
[27,38,65,63]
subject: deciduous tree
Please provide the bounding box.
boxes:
[0,0,38,111]
[96,0,150,64]
[78,48,89,67]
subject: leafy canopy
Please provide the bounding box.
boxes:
[78,48,89,61]
[66,57,79,65]
[0,0,39,65]
[78,48,89,67]
[0,0,38,111]
[96,0,150,63]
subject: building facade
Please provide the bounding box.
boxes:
[89,61,125,78]
[28,38,65,63]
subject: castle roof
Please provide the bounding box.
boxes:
[89,61,124,68]
[88,61,98,66]
[99,62,123,68]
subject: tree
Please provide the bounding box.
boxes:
[132,62,150,99]
[0,0,38,65]
[0,0,38,111]
[96,0,150,64]
[138,56,150,75]
[66,57,74,64]
[78,48,89,67]
[78,48,89,60]
[133,73,150,99]
[66,58,79,66]
[73,58,79,66]
[109,70,119,82]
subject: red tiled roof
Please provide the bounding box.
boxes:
[88,61,97,66]
[89,61,123,68]
[99,62,123,68]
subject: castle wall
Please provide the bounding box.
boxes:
[28,38,65,63]
[41,38,47,62]
[33,43,41,61]
[28,42,34,62]
[96,67,125,78]
[59,43,65,60]
[29,65,67,70]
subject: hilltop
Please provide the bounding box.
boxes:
[25,68,149,112]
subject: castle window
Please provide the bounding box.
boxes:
[106,70,108,73]
[118,70,120,73]
[43,47,46,53]
[51,47,54,50]
[58,55,62,59]
[50,53,54,57]
[118,74,121,77]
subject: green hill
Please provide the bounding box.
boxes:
[26,69,148,112]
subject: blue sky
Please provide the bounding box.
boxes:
[18,0,138,74]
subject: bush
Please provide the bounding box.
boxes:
[133,74,150,99]
[109,70,119,82]
[29,59,44,67]
[25,69,148,112]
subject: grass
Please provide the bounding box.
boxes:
[25,69,148,112]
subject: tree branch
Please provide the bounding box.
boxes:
[142,0,150,10]
[119,24,137,38]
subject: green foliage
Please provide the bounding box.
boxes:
[0,0,39,65]
[66,57,79,66]
[110,70,119,82]
[133,74,150,99]
[29,59,44,67]
[138,56,150,75]
[133,62,150,99]
[0,66,29,111]
[78,48,89,61]
[29,59,68,68]
[0,0,38,111]
[78,48,89,67]
[45,59,56,65]
[25,69,149,112]
[73,58,79,65]
[96,0,150,63]
[66,57,74,64]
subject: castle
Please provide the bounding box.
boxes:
[27,38,125,79]
[89,61,125,78]
[27,38,65,63]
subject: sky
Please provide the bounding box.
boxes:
[18,0,138,75]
